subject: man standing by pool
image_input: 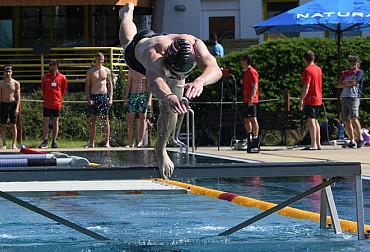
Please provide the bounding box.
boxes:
[124,68,152,148]
[337,55,366,149]
[39,59,68,149]
[298,51,322,151]
[0,65,21,149]
[240,54,259,142]
[119,3,222,179]
[85,52,113,148]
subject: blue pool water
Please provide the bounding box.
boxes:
[0,151,369,251]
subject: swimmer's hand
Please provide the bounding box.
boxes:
[177,79,204,99]
[166,93,189,114]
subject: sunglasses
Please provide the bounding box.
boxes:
[348,60,358,63]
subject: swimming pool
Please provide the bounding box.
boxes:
[0,150,368,251]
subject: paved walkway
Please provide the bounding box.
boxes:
[194,145,370,178]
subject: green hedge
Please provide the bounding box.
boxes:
[189,37,369,126]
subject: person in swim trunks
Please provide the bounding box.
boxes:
[85,52,113,148]
[0,65,21,149]
[124,68,152,147]
[119,3,222,179]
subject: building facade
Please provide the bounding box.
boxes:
[1,0,368,49]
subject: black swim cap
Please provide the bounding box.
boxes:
[4,65,12,71]
[166,39,195,74]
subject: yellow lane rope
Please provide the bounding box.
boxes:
[154,179,370,234]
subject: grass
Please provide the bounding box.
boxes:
[20,139,89,149]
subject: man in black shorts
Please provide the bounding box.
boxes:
[240,55,259,142]
[39,59,68,148]
[0,65,21,149]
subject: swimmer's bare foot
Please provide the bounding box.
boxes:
[12,145,18,150]
[104,143,111,148]
[119,2,134,20]
[1,145,6,150]
[84,143,94,148]
[154,144,174,179]
[124,145,133,148]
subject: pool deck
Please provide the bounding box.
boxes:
[1,144,369,178]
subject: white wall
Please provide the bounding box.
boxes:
[240,0,263,40]
[161,0,202,36]
[160,0,368,42]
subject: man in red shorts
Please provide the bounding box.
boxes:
[298,51,322,150]
[39,59,68,148]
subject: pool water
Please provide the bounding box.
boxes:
[0,151,369,251]
[0,177,368,251]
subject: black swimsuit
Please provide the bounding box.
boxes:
[124,29,168,75]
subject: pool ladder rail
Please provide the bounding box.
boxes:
[171,98,195,154]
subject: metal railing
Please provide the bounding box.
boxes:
[172,98,195,154]
[0,47,127,85]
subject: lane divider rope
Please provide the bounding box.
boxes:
[154,179,370,234]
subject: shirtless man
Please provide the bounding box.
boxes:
[124,68,152,147]
[119,3,222,179]
[85,52,113,148]
[0,65,21,149]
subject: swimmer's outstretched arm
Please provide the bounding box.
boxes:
[177,38,222,99]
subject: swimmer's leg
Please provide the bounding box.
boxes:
[155,101,177,179]
[119,2,137,46]
[155,79,184,179]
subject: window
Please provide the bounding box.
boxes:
[0,7,13,48]
[20,7,50,47]
[54,6,84,47]
[265,1,299,39]
[209,16,235,39]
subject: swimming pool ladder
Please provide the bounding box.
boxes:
[172,97,195,154]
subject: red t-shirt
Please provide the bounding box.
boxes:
[301,64,322,106]
[41,72,67,110]
[243,66,259,103]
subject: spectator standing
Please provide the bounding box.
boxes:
[298,51,322,150]
[210,34,224,57]
[240,54,259,141]
[85,52,113,148]
[124,68,152,147]
[337,55,365,148]
[39,59,67,148]
[0,65,21,149]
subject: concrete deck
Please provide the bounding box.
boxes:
[194,145,370,178]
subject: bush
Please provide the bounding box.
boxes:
[189,37,369,127]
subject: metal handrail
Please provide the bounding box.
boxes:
[171,97,195,154]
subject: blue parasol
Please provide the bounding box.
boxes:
[252,0,370,119]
